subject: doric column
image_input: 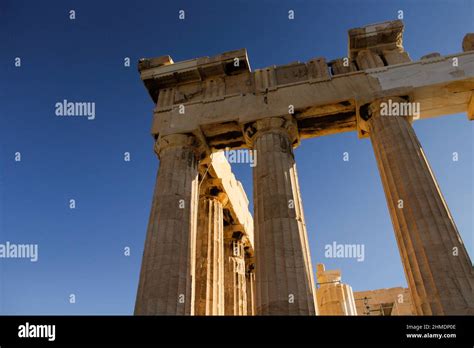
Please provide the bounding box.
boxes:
[245,256,256,316]
[245,117,317,315]
[194,180,227,315]
[224,226,248,315]
[365,98,474,315]
[134,134,202,315]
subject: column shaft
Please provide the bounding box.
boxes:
[134,134,200,315]
[368,101,474,315]
[250,117,317,315]
[224,231,248,315]
[194,195,225,315]
[246,268,256,315]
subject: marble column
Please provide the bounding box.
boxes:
[245,257,256,316]
[366,98,474,315]
[224,226,248,315]
[134,134,201,315]
[194,181,227,315]
[245,117,317,315]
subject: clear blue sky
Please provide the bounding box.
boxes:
[0,0,472,314]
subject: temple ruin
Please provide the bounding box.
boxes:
[134,20,474,315]
[315,263,414,316]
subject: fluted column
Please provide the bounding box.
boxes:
[245,258,256,316]
[194,181,227,315]
[245,117,317,315]
[224,227,248,315]
[135,134,202,315]
[366,98,474,315]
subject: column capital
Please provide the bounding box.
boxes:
[199,178,229,205]
[201,191,228,206]
[154,133,206,160]
[462,33,474,52]
[243,116,299,148]
[360,96,414,127]
[224,224,245,240]
[245,255,256,272]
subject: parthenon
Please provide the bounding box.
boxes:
[134,20,474,315]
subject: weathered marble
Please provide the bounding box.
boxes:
[135,20,474,317]
[135,134,201,315]
[246,117,317,315]
[316,264,357,316]
[224,225,248,315]
[194,183,227,315]
[366,98,474,315]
